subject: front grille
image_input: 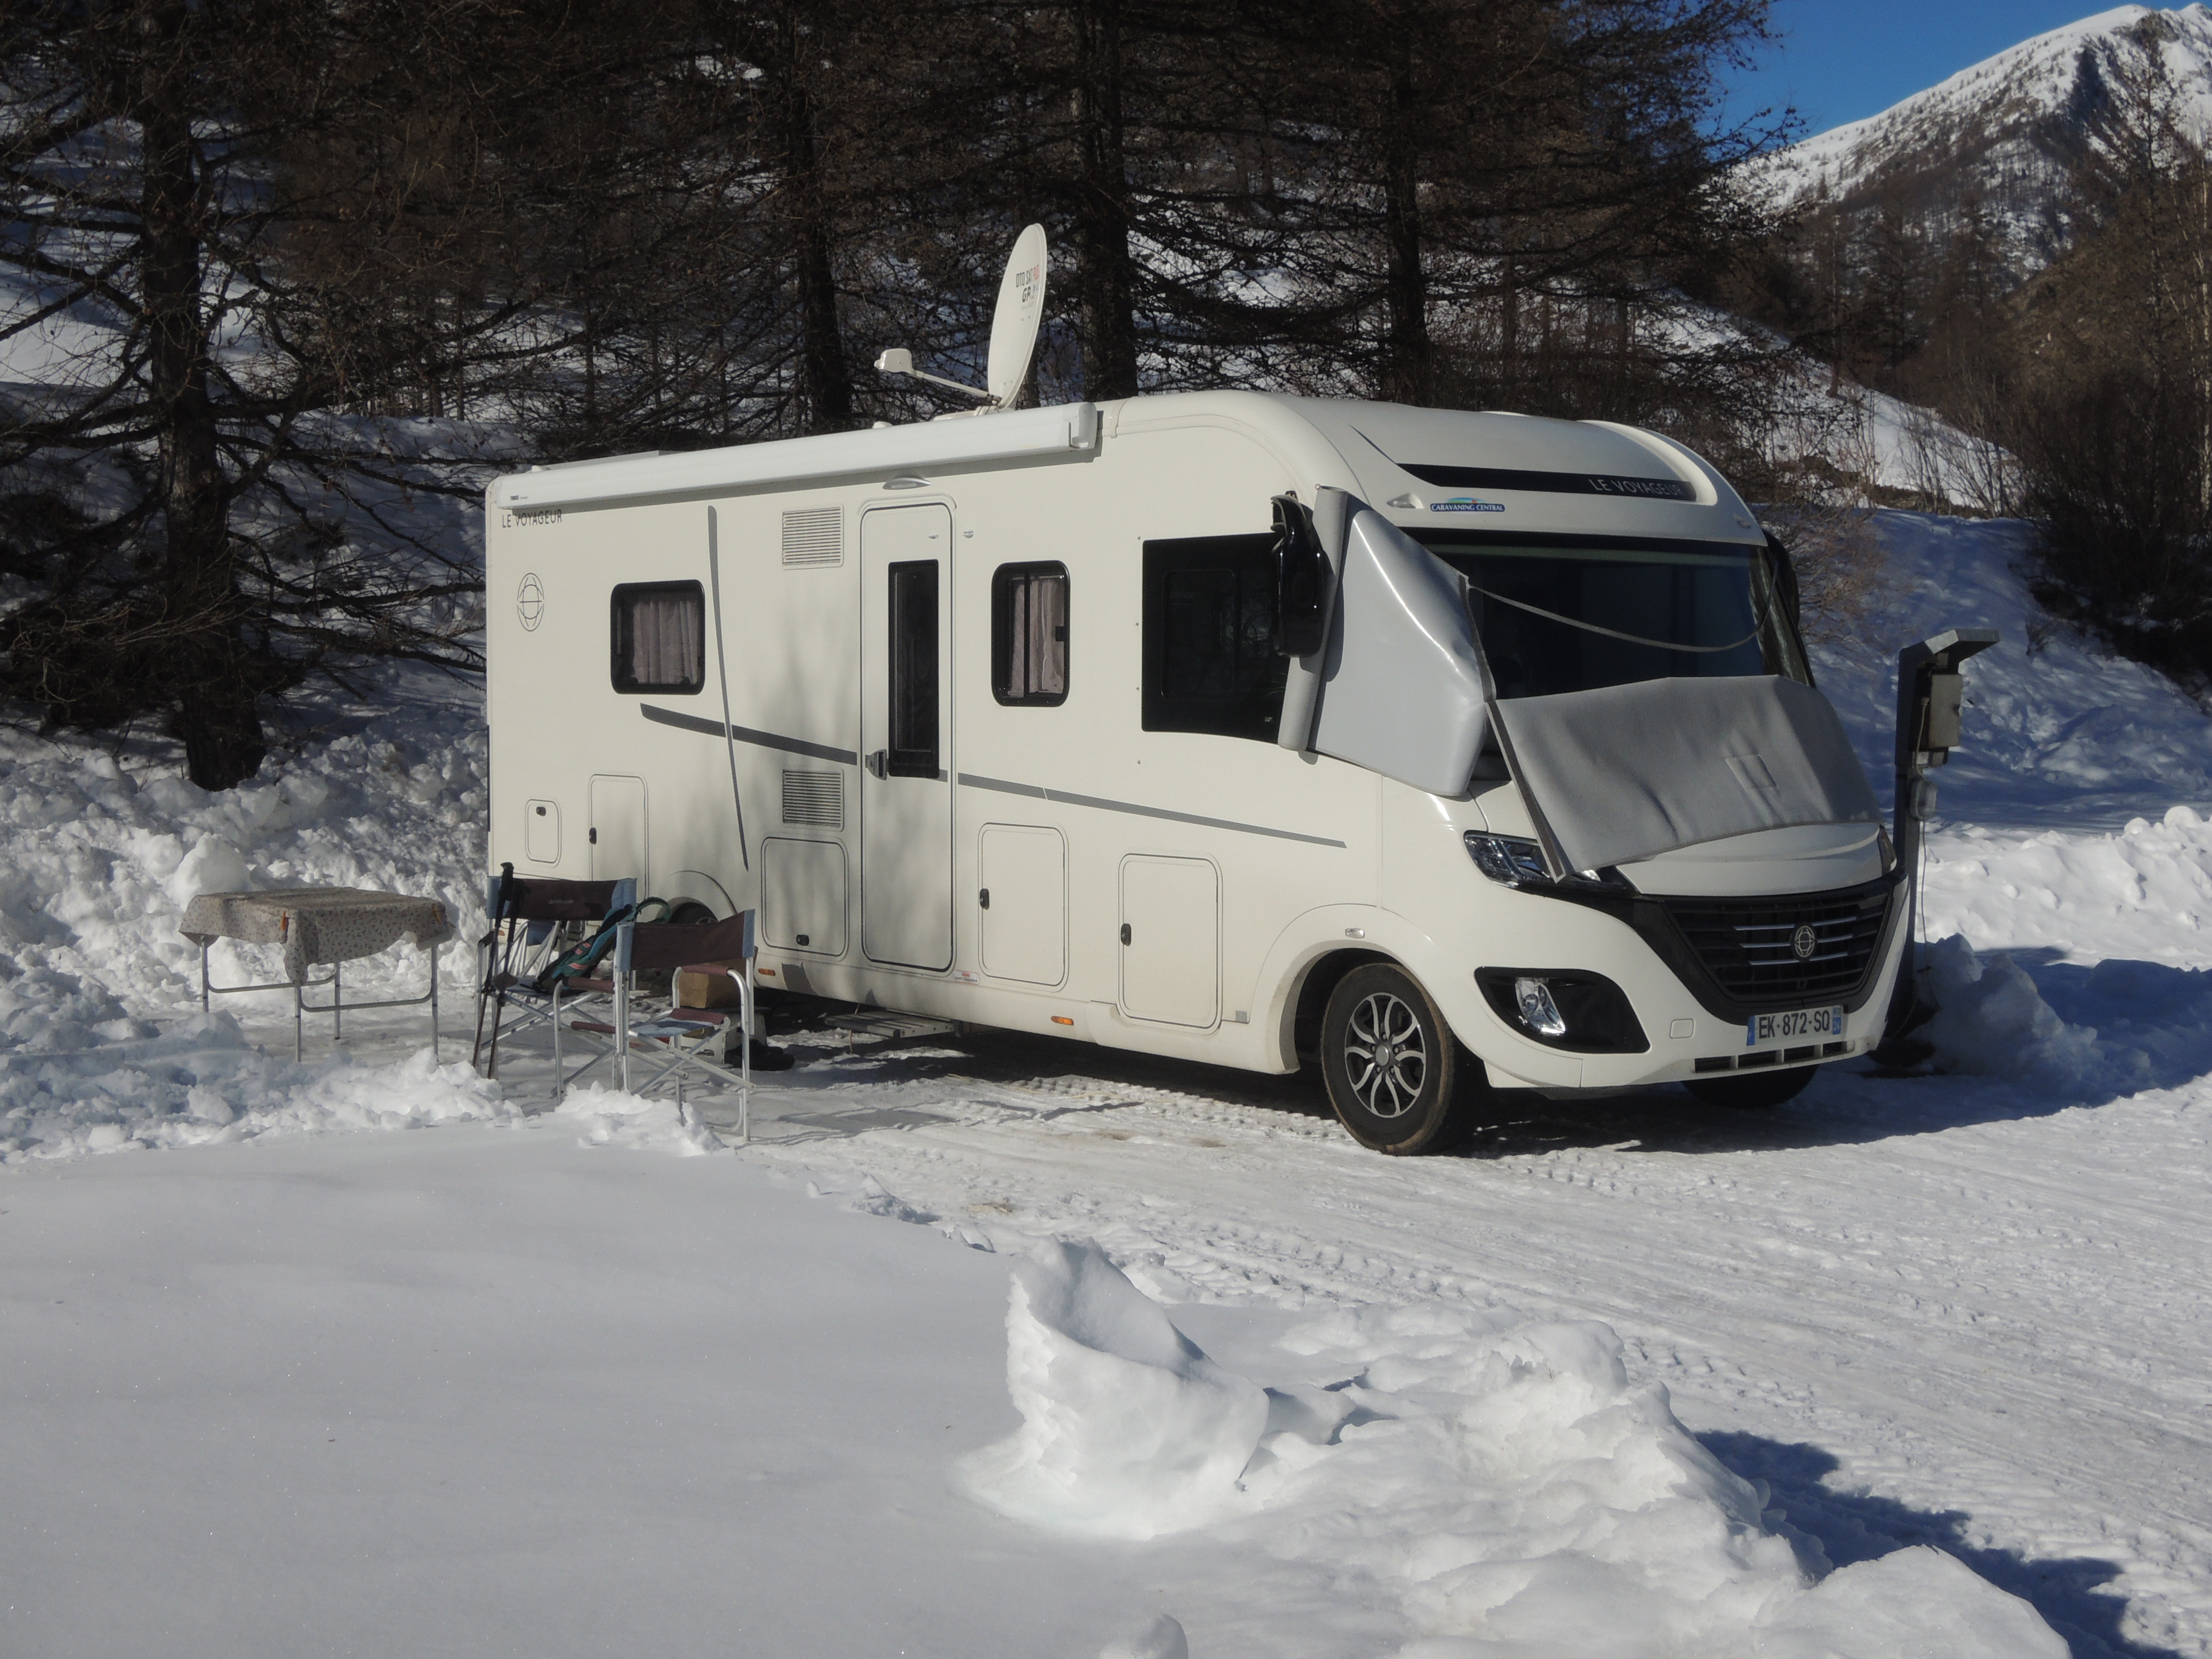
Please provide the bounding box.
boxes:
[1662,880,1892,1009]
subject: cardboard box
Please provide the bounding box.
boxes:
[673,960,747,1010]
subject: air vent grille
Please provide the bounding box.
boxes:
[781,769,843,828]
[781,506,842,567]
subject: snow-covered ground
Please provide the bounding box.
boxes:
[4,510,2210,1657]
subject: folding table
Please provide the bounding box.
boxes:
[180,887,456,1060]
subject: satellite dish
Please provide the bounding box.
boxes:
[986,224,1048,409]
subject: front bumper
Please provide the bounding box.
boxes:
[1446,868,1910,1089]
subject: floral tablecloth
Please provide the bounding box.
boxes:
[180,889,455,985]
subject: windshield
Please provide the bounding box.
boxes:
[1414,531,1808,700]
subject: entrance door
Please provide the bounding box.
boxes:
[589,774,648,888]
[860,505,953,970]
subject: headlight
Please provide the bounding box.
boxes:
[1465,832,1551,886]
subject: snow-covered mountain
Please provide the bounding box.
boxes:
[1750,4,2212,277]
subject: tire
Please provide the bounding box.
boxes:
[1320,963,1479,1154]
[1683,1065,1816,1110]
[668,900,717,926]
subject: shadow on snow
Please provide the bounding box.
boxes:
[1701,1430,2181,1659]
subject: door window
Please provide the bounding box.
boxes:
[992,562,1069,706]
[1141,533,1284,740]
[887,560,939,777]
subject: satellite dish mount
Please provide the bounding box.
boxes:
[874,224,1048,413]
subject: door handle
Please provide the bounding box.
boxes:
[978,889,991,910]
[1119,923,1131,946]
[865,749,887,779]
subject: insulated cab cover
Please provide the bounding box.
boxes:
[1492,675,1882,876]
[1300,507,1881,874]
[1309,510,1490,795]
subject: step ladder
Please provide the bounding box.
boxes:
[827,1011,961,1050]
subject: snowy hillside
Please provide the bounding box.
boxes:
[6,507,2212,1657]
[1750,4,2212,276]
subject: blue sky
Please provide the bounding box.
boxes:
[1721,0,2133,137]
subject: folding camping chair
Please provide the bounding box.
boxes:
[561,911,761,1139]
[471,865,642,1094]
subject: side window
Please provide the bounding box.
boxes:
[887,559,939,776]
[610,580,705,695]
[992,562,1069,706]
[1141,533,1284,740]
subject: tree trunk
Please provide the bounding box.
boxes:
[1072,0,1140,400]
[138,35,265,791]
[782,21,853,435]
[1381,36,1431,406]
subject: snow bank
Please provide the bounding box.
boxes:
[0,1010,505,1161]
[962,1238,1269,1538]
[1911,926,2212,1103]
[1918,935,2104,1086]
[1096,1614,1189,1659]
[1924,804,2212,968]
[966,1249,2068,1657]
[0,673,496,1161]
[1815,513,2212,833]
[0,711,487,1025]
[1755,1546,2069,1659]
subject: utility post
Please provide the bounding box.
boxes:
[1877,627,2000,1059]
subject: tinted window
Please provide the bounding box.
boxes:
[1142,533,1284,741]
[610,581,705,695]
[993,562,1069,706]
[887,559,938,776]
[1417,531,1809,700]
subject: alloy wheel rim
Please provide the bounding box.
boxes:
[1344,991,1428,1118]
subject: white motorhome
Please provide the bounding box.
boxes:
[483,390,1904,1152]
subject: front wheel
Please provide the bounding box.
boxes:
[1683,1065,1816,1110]
[1321,963,1481,1154]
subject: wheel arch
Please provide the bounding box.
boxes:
[1284,946,1395,1068]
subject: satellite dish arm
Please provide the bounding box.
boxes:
[874,348,992,402]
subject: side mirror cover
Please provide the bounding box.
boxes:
[1763,529,1803,632]
[1273,495,1330,658]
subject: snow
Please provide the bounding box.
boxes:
[961,1237,1272,1538]
[1748,4,2212,270]
[964,1243,2065,1656]
[5,502,2212,1656]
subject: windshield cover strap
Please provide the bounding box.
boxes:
[1465,582,1758,655]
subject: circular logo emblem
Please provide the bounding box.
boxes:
[517,574,544,632]
[1791,922,1818,962]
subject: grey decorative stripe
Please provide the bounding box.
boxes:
[958,773,1346,848]
[642,704,858,766]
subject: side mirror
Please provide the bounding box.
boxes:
[1762,529,1803,632]
[1273,494,1330,657]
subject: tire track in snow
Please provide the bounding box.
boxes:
[745,1037,2210,1658]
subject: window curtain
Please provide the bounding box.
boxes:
[1006,571,1067,699]
[627,590,703,689]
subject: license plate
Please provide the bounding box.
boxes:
[1746,1005,1845,1047]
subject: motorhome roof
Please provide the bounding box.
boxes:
[485,390,1753,534]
